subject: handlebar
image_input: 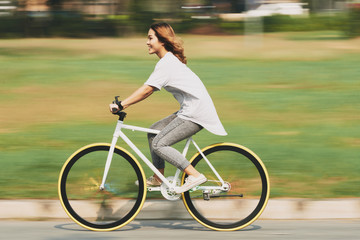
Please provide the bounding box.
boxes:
[112,96,127,121]
[112,96,123,111]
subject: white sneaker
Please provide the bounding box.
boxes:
[135,176,162,186]
[175,174,207,194]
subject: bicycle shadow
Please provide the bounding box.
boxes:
[132,220,262,232]
[54,221,141,232]
[54,220,261,232]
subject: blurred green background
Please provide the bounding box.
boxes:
[0,0,360,199]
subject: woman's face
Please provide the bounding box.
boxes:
[147,29,164,55]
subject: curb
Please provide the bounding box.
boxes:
[0,199,359,220]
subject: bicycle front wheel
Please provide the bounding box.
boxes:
[182,143,270,231]
[58,143,146,231]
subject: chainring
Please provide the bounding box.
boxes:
[160,176,181,201]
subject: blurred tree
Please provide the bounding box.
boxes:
[218,0,246,12]
[46,0,63,11]
[232,0,246,12]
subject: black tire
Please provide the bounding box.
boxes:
[182,143,270,231]
[58,143,146,231]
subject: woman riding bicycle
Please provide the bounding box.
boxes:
[109,22,227,194]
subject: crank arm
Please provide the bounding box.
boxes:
[148,187,161,192]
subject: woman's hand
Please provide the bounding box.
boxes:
[109,103,119,113]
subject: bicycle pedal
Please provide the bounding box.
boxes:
[203,191,210,201]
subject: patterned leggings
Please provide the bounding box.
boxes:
[147,114,203,171]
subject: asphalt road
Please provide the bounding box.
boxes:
[1,219,359,240]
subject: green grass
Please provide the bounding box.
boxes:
[0,33,359,199]
[284,31,349,41]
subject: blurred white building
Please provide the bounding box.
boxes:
[246,2,308,17]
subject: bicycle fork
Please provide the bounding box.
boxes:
[99,121,123,190]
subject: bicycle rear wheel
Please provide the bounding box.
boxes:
[58,143,146,231]
[182,143,270,231]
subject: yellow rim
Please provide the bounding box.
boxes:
[58,143,147,231]
[181,142,270,231]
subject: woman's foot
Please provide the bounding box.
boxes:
[175,174,207,194]
[135,176,162,186]
[146,176,162,186]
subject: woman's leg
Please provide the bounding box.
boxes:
[152,117,202,171]
[147,114,177,182]
[152,117,207,193]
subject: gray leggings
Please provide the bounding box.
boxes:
[148,114,203,171]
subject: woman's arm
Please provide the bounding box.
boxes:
[118,84,155,110]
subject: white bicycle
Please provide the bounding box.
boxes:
[58,96,270,232]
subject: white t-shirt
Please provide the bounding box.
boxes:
[145,52,227,136]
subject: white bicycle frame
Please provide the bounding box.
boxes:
[99,119,226,193]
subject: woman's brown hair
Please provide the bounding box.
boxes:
[150,22,187,64]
